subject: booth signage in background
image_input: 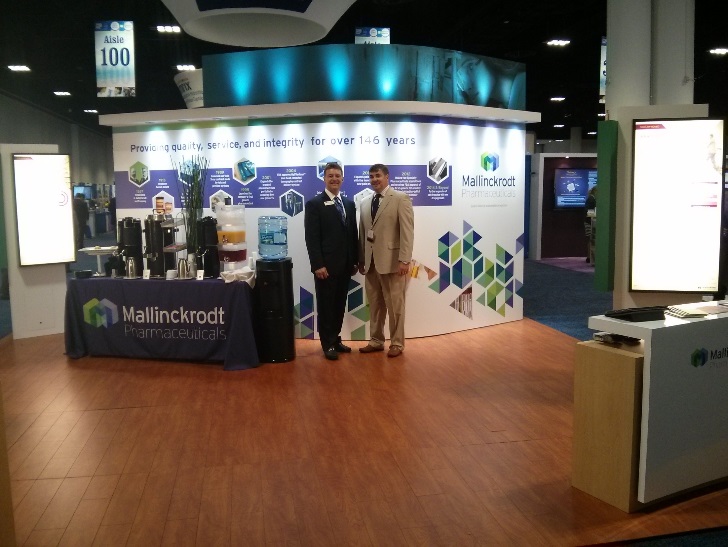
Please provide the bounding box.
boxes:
[599,37,607,103]
[12,154,75,266]
[354,27,390,44]
[111,118,526,339]
[174,69,204,108]
[631,118,725,293]
[95,21,135,97]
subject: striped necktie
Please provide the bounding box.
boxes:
[334,196,346,223]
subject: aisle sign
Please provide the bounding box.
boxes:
[355,27,390,44]
[95,21,136,97]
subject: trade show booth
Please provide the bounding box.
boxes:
[92,44,540,348]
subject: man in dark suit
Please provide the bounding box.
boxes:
[304,162,359,360]
[358,164,415,358]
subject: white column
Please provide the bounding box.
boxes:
[606,0,698,309]
[652,0,695,105]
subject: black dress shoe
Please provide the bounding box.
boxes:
[334,342,352,353]
[324,347,339,360]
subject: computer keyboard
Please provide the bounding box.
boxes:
[604,306,667,322]
[664,305,708,319]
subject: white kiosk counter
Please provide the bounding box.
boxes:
[587,304,728,505]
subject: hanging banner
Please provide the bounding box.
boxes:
[354,27,390,44]
[174,69,204,108]
[95,21,136,97]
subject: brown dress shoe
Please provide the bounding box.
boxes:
[387,347,403,358]
[359,344,384,353]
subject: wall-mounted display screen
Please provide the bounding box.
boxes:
[631,118,724,292]
[554,168,597,208]
[13,154,75,266]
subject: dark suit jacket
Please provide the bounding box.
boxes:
[304,192,358,276]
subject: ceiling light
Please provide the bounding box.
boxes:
[158,25,181,33]
[598,113,606,117]
[84,109,98,114]
[709,48,728,55]
[554,124,565,128]
[177,64,196,71]
[587,131,597,135]
[547,39,570,47]
[550,97,565,102]
[54,91,71,96]
[555,139,564,142]
[8,65,30,71]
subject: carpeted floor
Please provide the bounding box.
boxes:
[521,258,612,341]
[595,525,728,546]
[538,256,596,274]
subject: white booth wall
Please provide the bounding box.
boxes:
[104,104,531,340]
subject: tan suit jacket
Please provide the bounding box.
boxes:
[359,187,414,274]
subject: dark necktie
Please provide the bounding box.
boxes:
[334,196,346,223]
[371,193,381,219]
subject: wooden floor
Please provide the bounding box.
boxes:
[2,320,728,546]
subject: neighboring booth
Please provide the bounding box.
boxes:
[529,153,597,260]
[100,44,540,342]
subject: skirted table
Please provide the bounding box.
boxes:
[65,277,259,370]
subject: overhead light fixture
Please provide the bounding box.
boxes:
[84,109,98,114]
[709,48,728,55]
[157,25,181,33]
[587,131,597,135]
[177,64,196,71]
[554,124,565,128]
[547,39,570,47]
[550,97,565,102]
[555,139,564,142]
[54,91,71,96]
[8,65,30,71]
[598,113,606,117]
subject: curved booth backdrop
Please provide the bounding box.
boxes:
[102,44,536,341]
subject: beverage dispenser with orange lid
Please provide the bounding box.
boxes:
[216,203,247,271]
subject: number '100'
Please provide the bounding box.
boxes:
[100,47,131,66]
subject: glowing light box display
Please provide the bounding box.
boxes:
[631,118,725,292]
[12,154,75,266]
[554,168,597,208]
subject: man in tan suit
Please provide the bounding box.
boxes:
[358,164,415,357]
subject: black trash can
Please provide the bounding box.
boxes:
[253,257,295,362]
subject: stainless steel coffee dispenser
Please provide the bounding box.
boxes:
[115,217,143,277]
[144,213,173,278]
[197,216,220,278]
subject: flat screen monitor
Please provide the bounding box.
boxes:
[630,118,725,292]
[554,168,597,208]
[12,153,75,266]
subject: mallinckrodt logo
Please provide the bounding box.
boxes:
[691,348,708,367]
[481,152,500,172]
[83,298,119,328]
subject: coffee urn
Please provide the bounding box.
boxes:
[115,217,143,277]
[144,213,168,278]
